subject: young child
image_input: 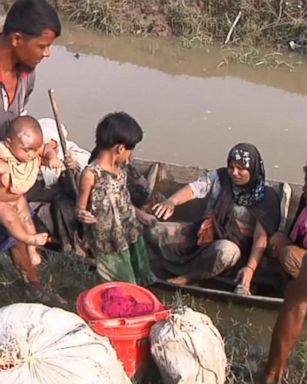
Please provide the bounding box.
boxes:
[76,112,155,286]
[0,115,62,266]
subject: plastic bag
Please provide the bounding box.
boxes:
[0,303,131,384]
[150,307,226,384]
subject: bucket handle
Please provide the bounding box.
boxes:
[89,309,171,328]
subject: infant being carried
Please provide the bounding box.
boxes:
[0,115,62,266]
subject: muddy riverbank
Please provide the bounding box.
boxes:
[2,1,307,51]
[59,0,307,52]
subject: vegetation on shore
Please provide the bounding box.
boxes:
[58,0,307,51]
[56,0,307,68]
[0,1,306,68]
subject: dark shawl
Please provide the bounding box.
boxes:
[213,143,280,254]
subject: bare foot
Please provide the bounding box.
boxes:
[27,233,49,246]
[167,276,189,285]
[28,246,42,266]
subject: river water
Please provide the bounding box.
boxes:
[26,25,307,351]
[28,24,307,184]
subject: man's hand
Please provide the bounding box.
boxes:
[64,151,77,171]
[46,157,63,169]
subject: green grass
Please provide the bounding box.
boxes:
[0,250,306,383]
[60,0,307,49]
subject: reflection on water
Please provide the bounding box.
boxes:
[28,24,307,184]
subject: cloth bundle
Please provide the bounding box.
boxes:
[0,303,131,384]
[150,307,227,384]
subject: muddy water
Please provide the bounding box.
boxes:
[28,24,307,184]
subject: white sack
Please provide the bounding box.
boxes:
[0,303,131,384]
[150,307,227,384]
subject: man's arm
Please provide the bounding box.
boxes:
[41,141,62,169]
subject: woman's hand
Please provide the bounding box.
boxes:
[234,266,254,295]
[75,208,96,224]
[152,199,175,220]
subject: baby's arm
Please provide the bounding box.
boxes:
[76,168,96,223]
[41,140,63,169]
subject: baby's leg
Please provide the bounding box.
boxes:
[0,201,47,246]
[0,202,44,266]
[16,196,50,266]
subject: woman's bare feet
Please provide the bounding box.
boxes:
[167,276,189,285]
[28,246,42,266]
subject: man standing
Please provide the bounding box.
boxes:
[0,0,64,304]
[0,0,61,135]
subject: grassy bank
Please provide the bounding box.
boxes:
[0,250,306,383]
[58,0,307,50]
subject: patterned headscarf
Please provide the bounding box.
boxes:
[227,143,265,206]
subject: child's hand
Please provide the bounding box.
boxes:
[135,208,157,227]
[64,151,77,171]
[76,208,96,224]
[47,157,63,169]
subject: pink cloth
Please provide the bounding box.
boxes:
[290,207,307,248]
[102,287,152,318]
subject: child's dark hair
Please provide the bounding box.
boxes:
[89,112,143,162]
[3,0,61,37]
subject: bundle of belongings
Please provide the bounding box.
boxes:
[0,303,131,384]
[150,306,227,384]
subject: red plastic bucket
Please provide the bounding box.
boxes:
[76,282,170,377]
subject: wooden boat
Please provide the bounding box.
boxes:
[134,158,304,310]
[1,157,298,310]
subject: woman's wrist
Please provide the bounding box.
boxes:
[167,197,176,206]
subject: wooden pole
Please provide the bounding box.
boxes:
[48,88,78,200]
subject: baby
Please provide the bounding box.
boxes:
[0,115,62,266]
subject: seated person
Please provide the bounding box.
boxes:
[76,112,155,286]
[148,143,281,295]
[0,115,65,303]
[268,165,307,279]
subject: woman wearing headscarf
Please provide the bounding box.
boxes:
[147,143,281,295]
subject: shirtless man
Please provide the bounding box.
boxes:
[0,115,61,266]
